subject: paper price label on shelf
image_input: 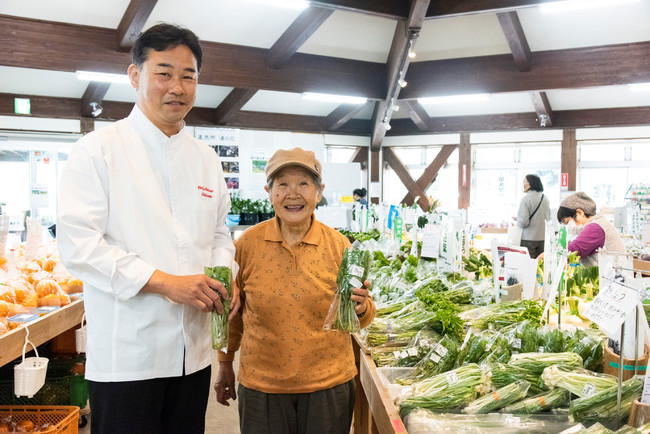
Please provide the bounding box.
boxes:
[349,277,363,289]
[446,371,459,385]
[433,343,448,357]
[512,338,522,349]
[430,352,441,363]
[420,227,441,259]
[349,265,365,278]
[24,218,41,260]
[582,383,596,397]
[583,279,643,336]
[408,347,418,357]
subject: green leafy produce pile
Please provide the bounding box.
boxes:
[338,228,380,242]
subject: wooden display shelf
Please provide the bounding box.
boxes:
[0,299,84,367]
[353,334,407,434]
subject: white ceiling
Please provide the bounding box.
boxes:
[1,0,649,123]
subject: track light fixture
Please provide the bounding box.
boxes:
[89,102,103,118]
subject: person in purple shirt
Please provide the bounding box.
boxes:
[555,192,625,266]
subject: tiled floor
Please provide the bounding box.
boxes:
[80,352,241,433]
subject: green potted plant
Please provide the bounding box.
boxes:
[226,193,243,227]
[258,199,275,222]
[240,198,259,225]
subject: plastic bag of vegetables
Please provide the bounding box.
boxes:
[570,378,643,424]
[398,364,485,415]
[463,380,530,414]
[501,388,570,414]
[508,352,583,375]
[410,334,460,379]
[323,248,371,333]
[203,265,232,352]
[489,363,547,396]
[541,365,617,398]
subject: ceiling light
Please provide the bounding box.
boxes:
[382,121,391,131]
[540,0,640,13]
[245,0,309,10]
[76,70,130,84]
[408,49,416,59]
[418,94,490,105]
[301,92,367,104]
[398,78,408,88]
[628,82,650,92]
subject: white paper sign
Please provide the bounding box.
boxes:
[24,218,41,260]
[583,278,643,336]
[0,214,9,256]
[420,226,441,259]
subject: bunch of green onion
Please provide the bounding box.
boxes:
[204,266,232,351]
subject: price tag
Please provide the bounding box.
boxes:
[349,265,365,278]
[583,278,644,336]
[24,218,41,260]
[420,227,441,259]
[582,382,596,397]
[400,350,409,359]
[434,344,448,358]
[446,371,458,385]
[538,346,545,353]
[387,333,395,342]
[430,352,441,363]
[393,351,402,359]
[408,347,418,357]
[386,322,393,333]
[512,338,522,349]
[349,277,363,289]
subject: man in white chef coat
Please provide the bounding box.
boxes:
[57,23,239,434]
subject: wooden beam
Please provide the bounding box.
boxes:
[404,100,432,131]
[309,1,410,19]
[115,0,158,50]
[80,82,111,117]
[370,0,430,150]
[214,88,257,124]
[497,11,531,72]
[401,41,650,99]
[350,147,368,168]
[402,144,457,205]
[268,6,333,69]
[0,15,385,99]
[458,133,471,210]
[561,128,577,191]
[426,1,556,19]
[80,117,95,134]
[325,102,368,131]
[530,91,553,127]
[383,147,429,210]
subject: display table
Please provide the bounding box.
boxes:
[353,334,407,434]
[0,299,84,367]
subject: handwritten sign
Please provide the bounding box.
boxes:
[583,279,642,336]
[420,226,441,259]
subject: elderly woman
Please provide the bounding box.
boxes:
[215,147,376,433]
[556,192,624,266]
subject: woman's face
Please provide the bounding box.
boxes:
[562,209,590,227]
[523,178,530,192]
[265,166,322,226]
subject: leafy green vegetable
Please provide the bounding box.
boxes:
[541,365,617,398]
[338,228,380,242]
[501,388,570,414]
[204,266,233,351]
[570,378,643,424]
[508,352,583,375]
[324,248,372,333]
[489,363,547,396]
[463,380,530,414]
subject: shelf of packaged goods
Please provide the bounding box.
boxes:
[0,299,84,367]
[353,334,407,434]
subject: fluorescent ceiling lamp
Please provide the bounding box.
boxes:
[540,0,640,13]
[302,92,367,105]
[76,70,130,84]
[418,94,490,105]
[245,0,309,10]
[628,82,650,92]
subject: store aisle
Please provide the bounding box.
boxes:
[79,352,241,433]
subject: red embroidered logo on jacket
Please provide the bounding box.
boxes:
[198,185,213,199]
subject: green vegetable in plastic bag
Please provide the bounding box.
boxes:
[501,388,570,414]
[204,266,232,351]
[463,380,530,414]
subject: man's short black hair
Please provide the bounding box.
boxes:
[525,174,544,192]
[132,23,202,71]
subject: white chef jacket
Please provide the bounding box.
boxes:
[57,105,235,382]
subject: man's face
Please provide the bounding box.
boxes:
[128,45,198,136]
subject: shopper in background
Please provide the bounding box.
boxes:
[57,24,238,434]
[353,187,368,207]
[556,191,625,266]
[516,174,551,258]
[215,147,376,434]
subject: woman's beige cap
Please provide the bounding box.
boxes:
[265,147,322,182]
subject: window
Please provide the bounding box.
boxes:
[325,146,357,163]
